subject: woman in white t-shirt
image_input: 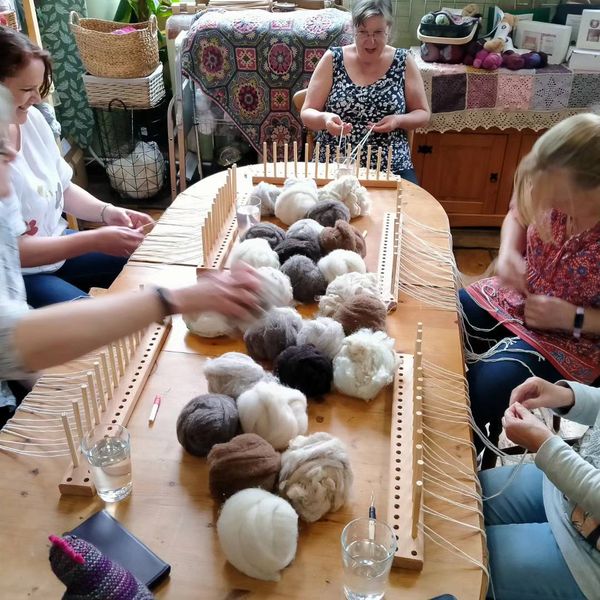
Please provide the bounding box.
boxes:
[0,27,153,307]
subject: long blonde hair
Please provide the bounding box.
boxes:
[515,113,600,233]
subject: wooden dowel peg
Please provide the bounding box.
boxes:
[62,413,79,467]
[304,142,309,178]
[263,141,267,177]
[293,140,298,176]
[335,145,340,166]
[346,143,351,162]
[93,362,106,412]
[81,385,93,432]
[232,164,237,199]
[355,148,360,177]
[386,146,393,180]
[411,478,423,539]
[272,141,277,178]
[72,400,84,442]
[366,145,372,180]
[313,142,320,179]
[114,342,125,377]
[376,147,382,179]
[325,145,330,179]
[284,142,288,179]
[87,372,101,425]
[101,352,113,396]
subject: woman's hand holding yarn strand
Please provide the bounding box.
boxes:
[501,402,554,453]
[524,294,577,332]
[509,377,575,412]
[324,113,352,137]
[90,226,145,257]
[496,247,527,294]
[101,204,155,230]
[369,114,401,133]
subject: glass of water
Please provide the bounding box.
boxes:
[236,194,261,236]
[81,424,132,502]
[341,517,397,600]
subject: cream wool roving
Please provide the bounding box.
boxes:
[204,352,273,399]
[333,329,398,401]
[216,488,299,581]
[183,311,235,338]
[317,249,366,284]
[256,266,294,308]
[318,175,371,217]
[249,181,281,217]
[274,178,318,226]
[278,432,353,522]
[318,272,381,318]
[230,238,279,269]
[237,380,308,450]
[296,317,345,360]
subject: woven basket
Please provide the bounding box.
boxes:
[69,11,160,79]
[0,10,18,29]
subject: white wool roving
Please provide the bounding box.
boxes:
[217,488,299,581]
[250,181,281,216]
[317,249,366,284]
[296,317,345,360]
[333,329,398,401]
[318,272,381,317]
[256,266,294,308]
[204,352,273,399]
[318,175,371,217]
[274,178,318,226]
[230,238,279,269]
[183,311,235,338]
[287,218,324,238]
[237,380,308,450]
[278,432,353,522]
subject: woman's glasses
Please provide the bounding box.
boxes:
[355,29,388,41]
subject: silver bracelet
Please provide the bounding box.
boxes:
[100,203,113,224]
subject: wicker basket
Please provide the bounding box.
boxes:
[0,10,18,29]
[83,64,166,109]
[69,11,160,79]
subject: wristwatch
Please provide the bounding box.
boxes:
[573,306,585,339]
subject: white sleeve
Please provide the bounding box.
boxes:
[555,380,600,427]
[0,300,30,380]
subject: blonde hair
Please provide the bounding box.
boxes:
[515,113,600,232]
[0,84,12,127]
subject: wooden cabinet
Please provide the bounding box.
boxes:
[412,128,543,227]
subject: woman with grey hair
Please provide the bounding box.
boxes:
[301,0,430,182]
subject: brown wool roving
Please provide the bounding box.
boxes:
[241,222,286,249]
[280,255,328,304]
[243,307,303,362]
[274,236,322,264]
[306,200,351,227]
[176,394,239,457]
[319,220,366,257]
[207,433,281,501]
[274,344,333,398]
[333,293,388,335]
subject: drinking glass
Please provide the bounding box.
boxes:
[81,424,132,502]
[341,517,397,600]
[236,194,261,236]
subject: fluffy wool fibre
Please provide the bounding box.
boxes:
[255,266,294,308]
[243,306,303,362]
[176,394,239,456]
[230,238,279,269]
[306,199,350,228]
[216,488,299,581]
[317,249,366,284]
[318,175,371,217]
[286,218,324,239]
[241,222,286,249]
[207,433,281,501]
[250,181,281,216]
[274,344,333,398]
[318,272,381,317]
[280,255,328,304]
[333,329,398,401]
[319,220,366,258]
[333,293,388,335]
[296,316,345,359]
[274,178,318,225]
[183,311,235,338]
[278,432,353,522]
[237,380,308,450]
[274,236,322,264]
[204,352,271,399]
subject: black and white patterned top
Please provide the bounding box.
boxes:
[315,46,412,174]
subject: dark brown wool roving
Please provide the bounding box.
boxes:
[319,220,367,258]
[333,293,388,335]
[274,344,333,398]
[176,394,239,457]
[241,222,286,249]
[280,255,328,304]
[207,433,281,501]
[274,236,322,264]
[306,200,351,227]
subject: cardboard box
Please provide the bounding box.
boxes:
[514,20,572,64]
[569,47,600,71]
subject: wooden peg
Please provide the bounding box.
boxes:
[386,146,393,180]
[71,400,84,442]
[232,164,237,199]
[114,342,125,377]
[293,140,298,176]
[87,371,100,425]
[61,413,79,467]
[313,142,320,179]
[100,352,113,397]
[284,142,288,179]
[81,385,93,431]
[263,141,267,177]
[93,362,106,412]
[335,145,340,166]
[325,145,330,179]
[355,148,360,177]
[272,141,277,178]
[304,142,309,178]
[376,147,382,180]
[411,478,423,539]
[366,145,372,180]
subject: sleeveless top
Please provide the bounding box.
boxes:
[315,46,412,174]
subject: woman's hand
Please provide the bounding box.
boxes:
[91,226,145,256]
[502,403,554,452]
[496,248,527,294]
[510,377,575,411]
[524,294,576,331]
[324,114,352,136]
[370,115,400,133]
[102,205,154,230]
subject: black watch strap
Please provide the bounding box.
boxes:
[573,306,585,339]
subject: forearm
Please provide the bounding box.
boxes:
[301,108,334,132]
[582,307,600,336]
[499,209,527,257]
[394,108,431,132]
[557,381,600,426]
[63,184,109,223]
[19,232,96,267]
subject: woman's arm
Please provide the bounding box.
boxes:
[496,205,528,294]
[524,297,600,335]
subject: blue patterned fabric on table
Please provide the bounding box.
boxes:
[181,8,352,159]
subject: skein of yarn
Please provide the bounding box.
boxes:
[317,249,366,284]
[318,272,381,317]
[274,178,318,226]
[237,380,308,450]
[306,199,350,227]
[280,255,327,304]
[183,311,235,338]
[333,329,398,401]
[319,220,366,258]
[256,266,294,308]
[250,181,281,216]
[176,394,239,456]
[230,238,279,269]
[274,236,322,264]
[241,222,286,249]
[278,432,353,522]
[286,218,324,240]
[243,307,303,362]
[216,488,298,581]
[274,344,333,398]
[204,352,271,399]
[296,316,345,360]
[318,175,371,217]
[207,433,281,500]
[333,293,388,335]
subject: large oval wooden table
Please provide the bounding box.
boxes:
[0,166,485,599]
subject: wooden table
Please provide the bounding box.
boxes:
[0,166,485,599]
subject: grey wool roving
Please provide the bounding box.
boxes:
[296,317,345,360]
[306,200,350,227]
[274,237,322,264]
[204,352,272,399]
[286,218,324,241]
[274,344,333,398]
[241,222,286,249]
[280,255,327,304]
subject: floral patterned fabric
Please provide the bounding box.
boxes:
[467,210,600,383]
[181,8,352,158]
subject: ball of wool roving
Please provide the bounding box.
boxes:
[296,316,345,360]
[317,249,366,284]
[183,311,235,338]
[319,272,381,317]
[237,380,308,450]
[287,218,324,239]
[274,178,318,226]
[278,432,353,522]
[217,488,298,581]
[250,181,281,217]
[256,266,293,308]
[241,222,286,249]
[274,344,333,398]
[207,433,281,501]
[280,255,328,304]
[230,238,279,269]
[176,394,239,456]
[243,306,303,362]
[333,329,398,401]
[274,236,321,264]
[204,352,269,399]
[318,175,371,217]
[319,220,366,258]
[333,293,388,335]
[306,199,350,228]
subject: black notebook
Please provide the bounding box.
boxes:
[68,510,171,589]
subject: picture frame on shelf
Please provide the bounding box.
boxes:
[576,9,600,51]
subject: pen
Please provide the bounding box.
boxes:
[369,491,376,541]
[148,394,162,424]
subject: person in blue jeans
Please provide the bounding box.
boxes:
[481,377,600,599]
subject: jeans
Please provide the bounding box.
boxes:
[481,464,586,600]
[399,168,418,185]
